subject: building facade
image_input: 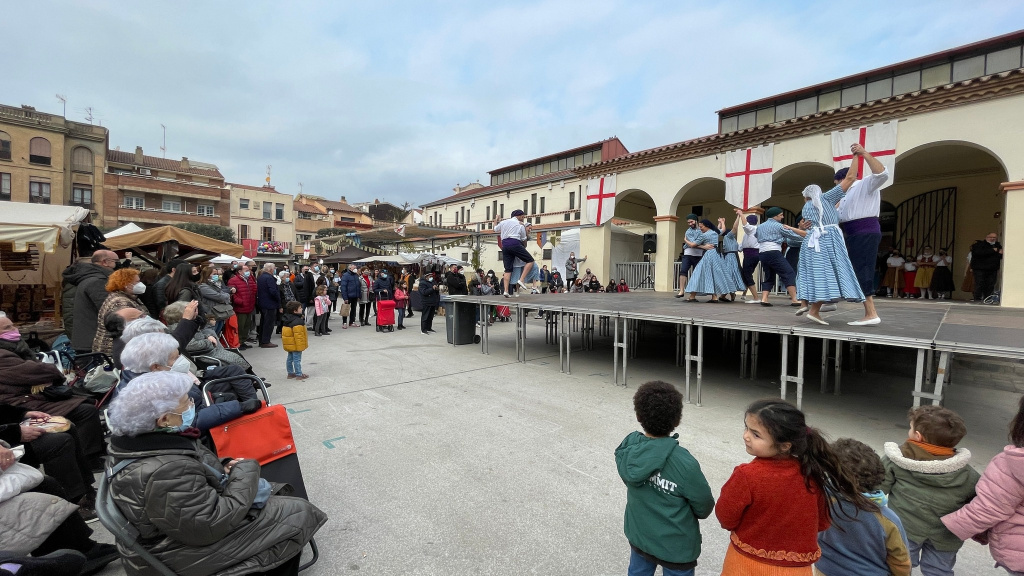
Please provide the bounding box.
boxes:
[228,183,295,259]
[0,104,108,217]
[102,147,230,230]
[293,198,330,247]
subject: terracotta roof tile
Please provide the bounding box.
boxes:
[107,149,224,178]
[228,183,283,194]
[293,200,327,215]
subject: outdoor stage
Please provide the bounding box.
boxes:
[445,292,1024,410]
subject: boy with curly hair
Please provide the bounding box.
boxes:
[881,405,980,576]
[614,381,714,576]
[817,438,911,576]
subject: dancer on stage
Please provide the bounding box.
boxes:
[675,214,705,298]
[716,216,747,302]
[794,163,863,325]
[836,143,889,325]
[681,220,720,302]
[738,214,761,303]
[738,207,805,307]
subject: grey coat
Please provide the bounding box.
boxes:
[108,433,327,576]
[68,263,113,350]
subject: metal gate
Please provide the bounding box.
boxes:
[893,187,957,254]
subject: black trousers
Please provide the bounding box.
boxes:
[973,268,999,300]
[23,424,94,501]
[259,307,277,345]
[359,302,370,324]
[63,403,105,459]
[346,298,359,325]
[420,305,436,332]
[313,314,328,335]
[30,476,95,556]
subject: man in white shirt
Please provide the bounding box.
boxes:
[739,214,762,302]
[494,209,535,298]
[835,143,888,326]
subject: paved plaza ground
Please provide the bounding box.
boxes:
[95,307,1019,575]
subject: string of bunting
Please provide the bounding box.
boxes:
[315,233,471,257]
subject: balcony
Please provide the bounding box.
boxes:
[120,204,217,218]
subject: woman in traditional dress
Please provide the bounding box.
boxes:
[716,216,748,302]
[914,246,936,299]
[930,249,955,299]
[684,219,728,302]
[881,249,905,297]
[795,181,864,325]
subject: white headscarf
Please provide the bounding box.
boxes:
[802,184,823,222]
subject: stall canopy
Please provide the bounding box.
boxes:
[0,204,90,286]
[104,222,144,238]
[320,245,377,265]
[351,254,415,265]
[103,226,244,268]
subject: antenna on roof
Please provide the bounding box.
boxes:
[266,165,272,185]
[55,94,67,117]
[160,124,167,158]
[298,182,303,194]
[83,106,95,124]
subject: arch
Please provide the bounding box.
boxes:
[0,131,10,161]
[71,146,93,173]
[29,137,51,165]
[771,161,835,199]
[667,177,724,215]
[613,188,656,223]
[896,140,1009,178]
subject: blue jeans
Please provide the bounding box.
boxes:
[907,539,957,576]
[286,351,302,376]
[397,307,405,328]
[627,548,694,576]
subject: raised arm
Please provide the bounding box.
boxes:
[838,145,861,192]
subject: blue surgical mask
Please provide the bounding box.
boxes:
[381,273,388,278]
[243,271,251,278]
[210,274,220,283]
[175,404,195,432]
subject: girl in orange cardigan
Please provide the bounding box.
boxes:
[715,399,876,575]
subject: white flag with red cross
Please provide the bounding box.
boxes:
[831,122,898,190]
[724,144,774,210]
[585,174,617,227]
[394,224,406,237]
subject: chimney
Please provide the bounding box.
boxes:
[454,183,461,194]
[340,196,346,203]
[180,157,190,170]
[134,146,143,164]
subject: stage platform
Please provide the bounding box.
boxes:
[446,292,1024,409]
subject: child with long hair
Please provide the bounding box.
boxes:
[715,399,876,575]
[313,285,330,337]
[942,395,1024,575]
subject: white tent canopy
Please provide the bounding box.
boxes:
[104,222,144,238]
[209,254,239,265]
[351,254,416,265]
[399,252,469,266]
[0,204,90,287]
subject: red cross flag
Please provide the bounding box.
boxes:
[725,144,774,210]
[394,224,407,237]
[831,122,898,190]
[585,174,617,227]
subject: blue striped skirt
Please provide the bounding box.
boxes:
[796,226,865,303]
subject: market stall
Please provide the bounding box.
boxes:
[102,225,244,268]
[0,204,91,324]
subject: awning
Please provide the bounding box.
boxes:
[103,225,245,268]
[0,204,91,253]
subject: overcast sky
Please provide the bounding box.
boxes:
[6,1,1023,207]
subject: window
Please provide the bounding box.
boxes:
[123,195,144,210]
[0,132,10,161]
[499,204,504,218]
[461,252,469,262]
[986,46,1022,74]
[795,96,817,117]
[0,173,10,200]
[239,198,249,210]
[737,111,756,130]
[71,147,93,173]
[298,211,312,220]
[198,204,215,217]
[261,227,274,241]
[818,91,841,111]
[486,206,490,221]
[893,70,921,95]
[756,107,774,126]
[29,138,51,165]
[340,216,355,223]
[492,200,497,220]
[921,63,950,89]
[569,191,575,210]
[71,186,92,206]
[162,199,182,212]
[466,209,470,223]
[29,181,50,204]
[564,213,570,221]
[583,151,593,164]
[952,55,985,82]
[543,248,552,259]
[840,84,866,106]
[275,203,284,220]
[531,193,537,214]
[540,197,545,213]
[238,225,250,240]
[523,200,528,214]
[775,101,796,121]
[263,202,271,219]
[297,234,313,242]
[497,250,503,261]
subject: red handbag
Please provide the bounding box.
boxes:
[209,401,297,465]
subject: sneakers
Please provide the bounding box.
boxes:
[421,330,429,335]
[530,288,540,294]
[517,280,530,292]
[78,492,98,523]
[503,292,511,298]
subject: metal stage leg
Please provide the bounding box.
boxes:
[820,339,829,394]
[515,306,527,363]
[682,325,704,406]
[751,333,760,380]
[740,330,749,378]
[582,314,595,351]
[675,324,685,367]
[913,350,949,406]
[684,324,692,403]
[834,340,842,396]
[780,335,806,409]
[924,350,935,392]
[613,317,628,386]
[559,311,571,374]
[913,349,925,408]
[819,339,844,395]
[628,319,639,359]
[479,303,489,355]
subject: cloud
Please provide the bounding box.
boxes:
[4,0,1022,208]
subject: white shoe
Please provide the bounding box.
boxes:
[794,306,809,316]
[503,292,510,298]
[513,292,520,298]
[746,299,761,304]
[517,280,530,292]
[820,303,838,312]
[848,317,881,326]
[807,315,829,326]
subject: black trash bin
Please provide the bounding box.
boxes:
[443,300,478,345]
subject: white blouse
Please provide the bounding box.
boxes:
[933,255,951,267]
[886,256,905,268]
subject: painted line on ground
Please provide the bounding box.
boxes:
[322,436,346,449]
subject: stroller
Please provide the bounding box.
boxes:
[375,289,396,332]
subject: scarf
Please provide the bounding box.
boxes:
[907,438,955,457]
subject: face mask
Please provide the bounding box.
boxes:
[132,282,147,295]
[233,264,240,269]
[314,266,320,272]
[170,355,192,374]
[210,274,220,283]
[487,273,493,277]
[381,273,388,278]
[0,330,20,342]
[243,271,251,278]
[173,404,195,432]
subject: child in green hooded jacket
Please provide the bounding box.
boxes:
[614,381,714,576]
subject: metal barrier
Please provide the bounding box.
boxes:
[615,262,655,290]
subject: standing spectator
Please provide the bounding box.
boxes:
[312,285,330,337]
[373,269,395,300]
[277,270,298,334]
[538,265,552,293]
[281,301,308,379]
[930,249,955,300]
[255,263,280,348]
[92,269,150,355]
[198,266,232,335]
[970,232,1003,303]
[882,249,906,298]
[394,283,409,330]
[419,270,440,335]
[298,265,316,328]
[227,264,257,350]
[358,267,373,326]
[327,268,341,312]
[152,258,185,314]
[564,252,586,287]
[68,250,118,353]
[339,264,361,329]
[137,267,162,318]
[445,264,468,295]
[163,263,200,305]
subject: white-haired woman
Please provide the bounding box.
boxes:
[116,333,259,431]
[111,300,202,370]
[164,301,250,370]
[106,371,327,576]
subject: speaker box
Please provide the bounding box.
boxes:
[642,233,657,254]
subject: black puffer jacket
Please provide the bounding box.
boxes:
[62,260,111,345]
[108,432,327,576]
